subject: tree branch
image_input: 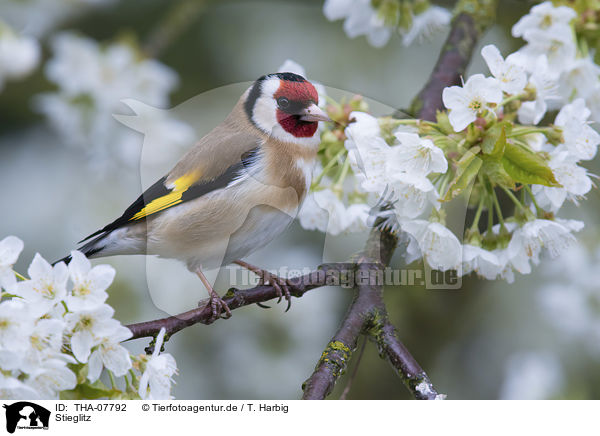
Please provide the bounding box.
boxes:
[301,253,389,399]
[126,264,343,340]
[371,319,441,400]
[301,301,363,399]
[408,0,499,121]
[302,226,442,399]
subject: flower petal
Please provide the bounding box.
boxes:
[68,250,91,284]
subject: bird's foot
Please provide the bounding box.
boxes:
[261,272,293,311]
[195,268,231,322]
[234,260,294,312]
[206,289,232,321]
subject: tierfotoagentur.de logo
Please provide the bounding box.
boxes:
[3,402,50,433]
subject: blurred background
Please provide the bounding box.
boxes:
[1,0,600,399]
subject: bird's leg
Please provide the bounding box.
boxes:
[195,268,231,320]
[233,260,293,311]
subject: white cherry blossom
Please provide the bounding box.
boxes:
[554,99,600,161]
[401,6,451,46]
[20,319,68,374]
[389,173,440,219]
[323,0,391,48]
[0,374,39,399]
[345,112,391,192]
[0,299,35,353]
[25,358,76,399]
[517,55,560,125]
[138,327,178,400]
[518,26,576,73]
[87,325,133,382]
[345,203,371,232]
[462,245,503,279]
[12,253,68,316]
[0,22,40,91]
[507,219,579,274]
[442,74,502,132]
[0,238,176,399]
[402,220,462,271]
[389,132,448,175]
[559,56,600,103]
[322,0,353,20]
[531,147,592,212]
[298,190,332,234]
[66,250,114,312]
[587,86,600,123]
[554,218,584,233]
[0,235,23,291]
[512,1,576,38]
[481,44,527,95]
[65,304,122,363]
[298,189,368,236]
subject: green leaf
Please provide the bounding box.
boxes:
[68,363,88,385]
[60,380,117,400]
[443,147,483,201]
[435,110,454,135]
[480,158,515,189]
[502,142,561,187]
[481,122,509,157]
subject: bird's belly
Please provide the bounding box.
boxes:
[146,198,297,271]
[222,206,295,265]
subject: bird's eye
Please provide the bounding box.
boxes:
[277,97,290,109]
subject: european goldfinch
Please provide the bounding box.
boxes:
[55,72,331,318]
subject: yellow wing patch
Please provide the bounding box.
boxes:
[130,171,200,221]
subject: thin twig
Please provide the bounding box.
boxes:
[126,264,345,340]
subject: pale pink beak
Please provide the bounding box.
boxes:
[299,104,332,122]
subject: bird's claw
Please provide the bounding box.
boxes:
[234,260,294,311]
[206,290,231,321]
[259,272,293,312]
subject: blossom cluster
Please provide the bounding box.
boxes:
[0,20,39,92]
[0,236,177,400]
[36,33,194,169]
[513,1,600,123]
[323,0,450,47]
[301,1,599,283]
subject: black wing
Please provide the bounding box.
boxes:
[78,148,259,243]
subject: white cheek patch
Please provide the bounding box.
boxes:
[252,78,279,133]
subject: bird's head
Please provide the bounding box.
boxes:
[244,72,331,146]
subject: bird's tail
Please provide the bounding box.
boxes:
[52,233,109,266]
[53,253,73,266]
